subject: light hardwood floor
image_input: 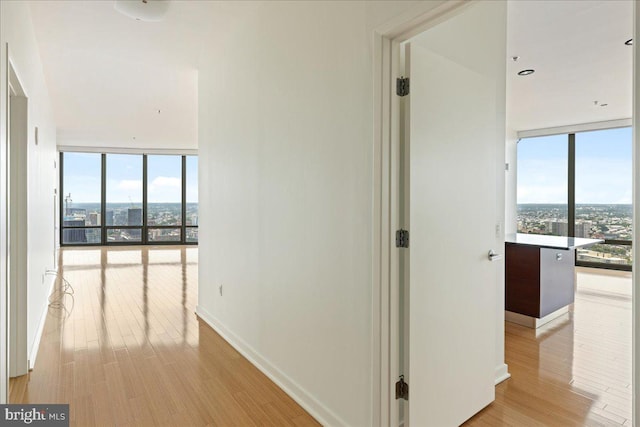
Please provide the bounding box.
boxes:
[10,248,633,426]
[465,267,632,427]
[10,246,320,426]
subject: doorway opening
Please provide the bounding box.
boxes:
[8,62,29,381]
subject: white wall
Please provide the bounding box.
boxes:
[0,0,58,387]
[196,2,448,425]
[505,127,518,234]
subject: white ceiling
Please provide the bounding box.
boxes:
[29,0,216,149]
[27,1,634,149]
[506,0,633,132]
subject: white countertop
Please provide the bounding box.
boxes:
[505,233,604,250]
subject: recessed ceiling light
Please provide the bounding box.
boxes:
[625,39,633,46]
[114,0,169,22]
[517,69,535,76]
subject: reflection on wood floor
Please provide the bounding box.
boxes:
[465,267,632,426]
[9,246,320,426]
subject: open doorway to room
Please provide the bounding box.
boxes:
[375,1,636,426]
[8,62,29,382]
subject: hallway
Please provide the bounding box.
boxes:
[9,246,319,426]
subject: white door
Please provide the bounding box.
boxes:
[405,2,506,426]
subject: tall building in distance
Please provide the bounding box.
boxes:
[105,210,114,226]
[128,208,142,239]
[546,220,568,236]
[128,208,142,226]
[63,218,87,243]
[575,221,592,238]
[88,212,101,226]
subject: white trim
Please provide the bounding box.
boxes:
[517,118,632,139]
[57,145,197,156]
[372,2,510,425]
[494,363,510,385]
[0,40,9,405]
[8,60,28,379]
[28,270,56,370]
[632,2,638,425]
[505,307,570,329]
[195,305,346,427]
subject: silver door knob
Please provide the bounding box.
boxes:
[488,250,502,261]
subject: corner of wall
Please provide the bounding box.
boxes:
[195,305,348,427]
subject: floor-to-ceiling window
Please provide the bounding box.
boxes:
[106,154,144,243]
[61,152,103,245]
[60,151,198,246]
[517,126,632,270]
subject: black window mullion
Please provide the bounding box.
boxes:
[59,152,64,246]
[143,154,148,244]
[568,133,575,238]
[101,153,106,245]
[182,155,187,244]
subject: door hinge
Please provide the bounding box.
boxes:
[396,229,409,248]
[395,375,409,400]
[396,77,410,97]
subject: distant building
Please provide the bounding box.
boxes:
[63,218,87,244]
[128,208,142,239]
[88,212,101,226]
[128,208,142,225]
[105,210,114,226]
[546,220,568,236]
[575,221,592,238]
[68,208,87,217]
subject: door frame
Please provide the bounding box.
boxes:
[371,2,478,426]
[8,58,29,380]
[372,1,638,426]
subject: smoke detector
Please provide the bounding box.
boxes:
[114,0,170,22]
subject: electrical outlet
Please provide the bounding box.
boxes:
[219,285,223,296]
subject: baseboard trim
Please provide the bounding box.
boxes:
[494,363,510,385]
[29,270,57,370]
[195,305,346,427]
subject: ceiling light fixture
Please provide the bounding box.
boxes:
[114,0,170,22]
[625,39,633,46]
[517,69,535,76]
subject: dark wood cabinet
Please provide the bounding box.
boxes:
[505,244,574,318]
[504,234,602,328]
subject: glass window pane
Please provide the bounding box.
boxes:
[63,227,101,245]
[517,134,568,236]
[62,152,101,225]
[148,228,181,242]
[106,154,143,226]
[577,244,632,267]
[575,128,632,241]
[186,156,198,226]
[147,155,182,226]
[106,228,142,242]
[186,227,198,243]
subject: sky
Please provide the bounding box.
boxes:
[517,127,632,204]
[62,153,198,204]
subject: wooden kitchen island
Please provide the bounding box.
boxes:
[505,233,603,328]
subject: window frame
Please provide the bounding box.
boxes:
[60,152,198,246]
[517,128,632,271]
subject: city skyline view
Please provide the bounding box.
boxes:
[61,152,198,245]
